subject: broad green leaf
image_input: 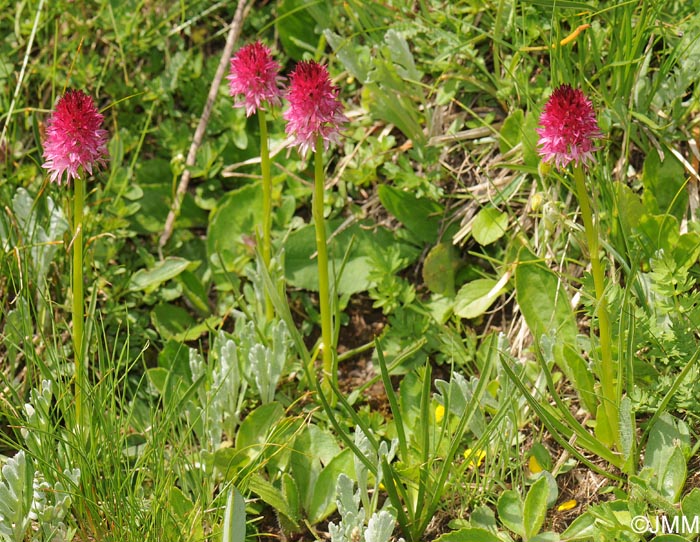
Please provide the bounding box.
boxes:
[641,149,687,220]
[538,471,559,508]
[178,270,210,314]
[616,183,646,232]
[384,29,421,81]
[516,249,593,410]
[515,250,577,346]
[291,425,342,514]
[422,243,459,296]
[660,446,687,502]
[151,303,194,339]
[367,79,426,146]
[236,402,285,459]
[435,528,502,542]
[133,181,205,234]
[281,474,300,525]
[560,513,596,540]
[169,486,194,523]
[500,109,524,155]
[529,443,553,473]
[146,367,169,395]
[638,214,680,258]
[378,184,443,245]
[681,488,700,516]
[207,183,263,277]
[521,112,541,168]
[455,278,505,319]
[212,448,250,480]
[284,220,369,295]
[222,487,246,542]
[650,536,694,542]
[158,339,192,379]
[469,504,498,531]
[645,413,691,482]
[497,490,525,538]
[151,303,216,341]
[284,220,416,295]
[309,449,353,523]
[524,476,549,539]
[130,257,194,292]
[472,207,509,246]
[673,232,700,272]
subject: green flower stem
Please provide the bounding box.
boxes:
[73,174,85,426]
[313,134,336,390]
[258,108,274,321]
[572,164,619,450]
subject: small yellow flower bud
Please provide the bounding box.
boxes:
[435,404,445,423]
[531,193,544,212]
[528,454,543,474]
[464,448,486,468]
[557,499,577,511]
[538,159,553,178]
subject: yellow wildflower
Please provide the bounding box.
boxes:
[557,500,577,512]
[435,404,445,423]
[528,454,543,474]
[464,448,486,469]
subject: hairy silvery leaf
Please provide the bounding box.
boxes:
[366,510,398,542]
[29,467,80,542]
[213,330,246,437]
[354,427,372,497]
[248,320,290,404]
[21,381,53,458]
[329,474,363,542]
[0,451,33,542]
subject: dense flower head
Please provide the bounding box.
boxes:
[284,60,347,156]
[537,84,601,169]
[42,89,109,185]
[227,41,284,117]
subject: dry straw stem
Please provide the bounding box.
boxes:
[158,0,252,257]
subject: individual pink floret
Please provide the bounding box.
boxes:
[227,41,284,117]
[283,60,347,157]
[537,84,602,169]
[42,89,109,185]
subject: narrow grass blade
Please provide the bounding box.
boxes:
[381,456,413,542]
[500,354,623,479]
[415,363,432,520]
[376,338,409,459]
[520,0,593,9]
[424,344,495,536]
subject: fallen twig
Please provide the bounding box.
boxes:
[158,0,250,258]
